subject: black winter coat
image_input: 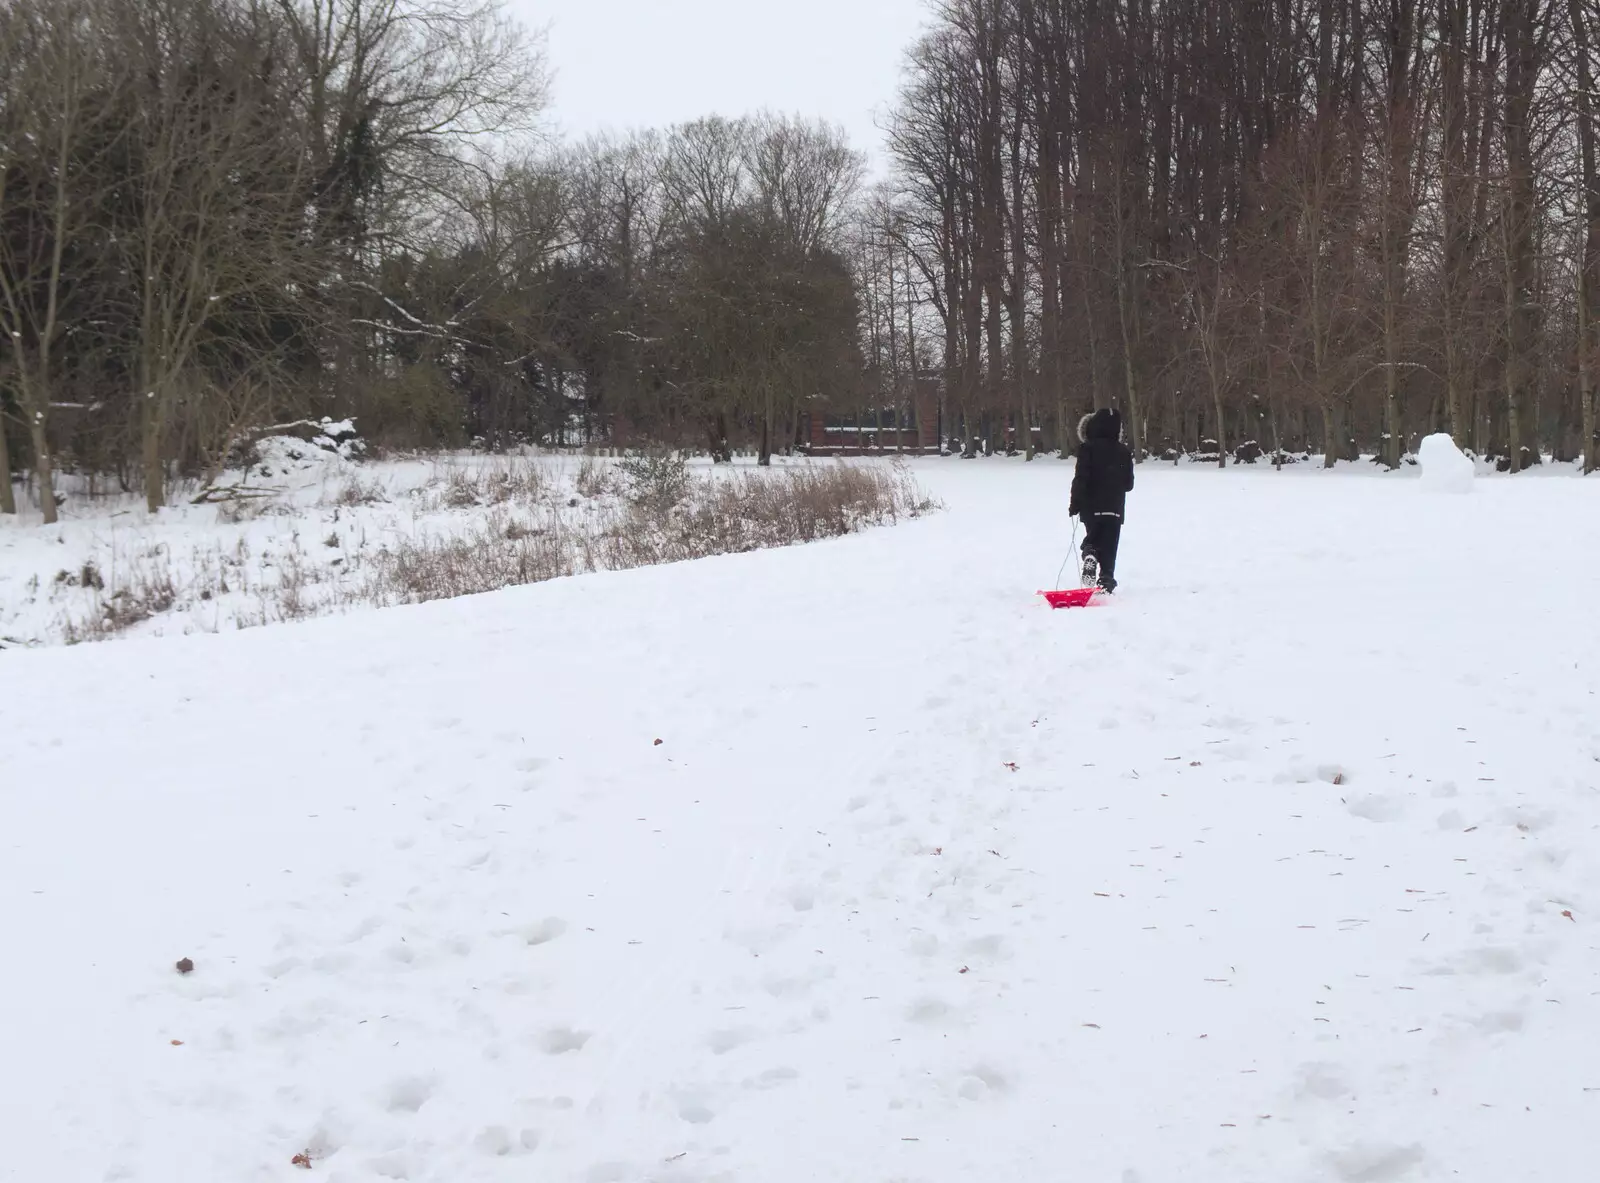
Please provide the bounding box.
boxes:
[1069,408,1135,520]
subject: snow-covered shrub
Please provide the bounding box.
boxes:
[315,418,366,459]
[618,447,691,510]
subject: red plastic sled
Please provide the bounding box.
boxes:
[1038,587,1097,609]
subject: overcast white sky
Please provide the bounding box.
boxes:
[509,0,931,172]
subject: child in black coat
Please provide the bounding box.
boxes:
[1069,408,1135,592]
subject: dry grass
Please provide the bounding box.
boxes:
[61,560,179,644]
[332,475,390,507]
[574,455,618,499]
[364,511,576,605]
[601,463,935,567]
[421,459,548,512]
[370,461,936,608]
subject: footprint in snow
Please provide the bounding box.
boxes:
[384,1076,434,1114]
[368,1150,417,1180]
[964,934,1005,959]
[1345,794,1406,823]
[705,1027,757,1055]
[1468,1009,1526,1034]
[957,1064,1011,1100]
[1294,1062,1351,1101]
[907,997,953,1025]
[516,917,567,947]
[744,1066,800,1091]
[472,1126,540,1156]
[676,1093,716,1124]
[1325,1143,1427,1182]
[539,1027,591,1055]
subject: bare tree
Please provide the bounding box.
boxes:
[111,0,320,510]
[0,0,125,522]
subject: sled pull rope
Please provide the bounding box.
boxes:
[1055,518,1079,592]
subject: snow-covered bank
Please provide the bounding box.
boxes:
[0,449,931,648]
[3,462,1599,1182]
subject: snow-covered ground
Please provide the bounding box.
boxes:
[3,460,1599,1183]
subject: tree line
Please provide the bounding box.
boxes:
[875,0,1600,471]
[0,0,867,522]
[8,0,1598,526]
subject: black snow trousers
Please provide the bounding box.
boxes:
[1081,513,1123,591]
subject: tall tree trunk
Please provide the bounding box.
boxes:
[709,411,732,463]
[1010,0,1035,460]
[1378,0,1423,468]
[888,226,904,453]
[14,366,62,523]
[1440,0,1472,447]
[0,409,13,515]
[1572,0,1600,473]
[906,267,923,453]
[1502,0,1540,473]
[759,386,773,467]
[1210,374,1228,469]
[1010,153,1032,460]
[32,416,59,523]
[1112,162,1144,461]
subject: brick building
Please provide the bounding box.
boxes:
[803,381,942,455]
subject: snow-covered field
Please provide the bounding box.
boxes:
[3,458,1599,1183]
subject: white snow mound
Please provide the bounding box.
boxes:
[1418,432,1474,493]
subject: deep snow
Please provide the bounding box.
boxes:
[3,460,1599,1183]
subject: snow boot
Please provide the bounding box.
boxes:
[1080,552,1100,589]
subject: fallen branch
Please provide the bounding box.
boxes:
[190,483,284,505]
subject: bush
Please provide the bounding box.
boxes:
[617,446,691,509]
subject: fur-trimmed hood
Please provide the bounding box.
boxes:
[1078,407,1124,443]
